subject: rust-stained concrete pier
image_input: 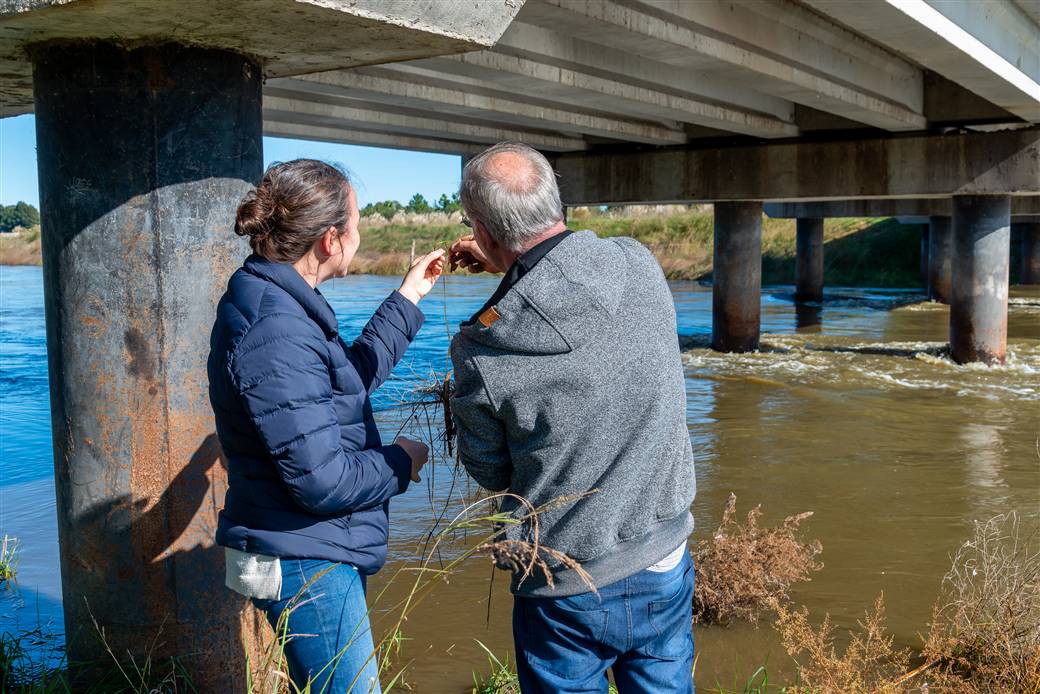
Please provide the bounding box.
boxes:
[1,0,1037,687]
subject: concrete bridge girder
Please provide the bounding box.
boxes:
[519,0,926,131]
[801,0,1040,122]
[555,128,1040,205]
[269,66,690,146]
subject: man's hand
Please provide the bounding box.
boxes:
[398,249,445,305]
[449,235,503,274]
[395,436,429,483]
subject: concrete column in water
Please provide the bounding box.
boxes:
[927,216,953,303]
[1015,222,1040,285]
[795,217,824,303]
[919,224,929,284]
[950,196,1011,365]
[31,41,262,687]
[712,201,762,352]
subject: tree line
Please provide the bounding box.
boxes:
[359,193,461,218]
[0,195,459,230]
[0,201,39,233]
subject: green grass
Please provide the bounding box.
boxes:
[1,535,18,584]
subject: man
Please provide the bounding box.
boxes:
[448,142,696,693]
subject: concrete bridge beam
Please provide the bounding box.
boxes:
[1015,222,1040,285]
[32,40,262,688]
[712,202,762,352]
[927,216,954,303]
[795,217,824,303]
[950,196,1011,365]
[556,128,1040,205]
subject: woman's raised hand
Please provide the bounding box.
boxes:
[398,249,446,305]
[395,436,429,483]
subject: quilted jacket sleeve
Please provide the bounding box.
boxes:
[346,290,425,395]
[450,341,512,492]
[232,313,412,515]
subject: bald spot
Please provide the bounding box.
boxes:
[483,151,542,193]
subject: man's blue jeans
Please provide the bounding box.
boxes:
[253,559,381,694]
[513,552,695,693]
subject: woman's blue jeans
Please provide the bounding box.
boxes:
[253,559,381,694]
[513,552,695,693]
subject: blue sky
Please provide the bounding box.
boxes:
[0,114,462,208]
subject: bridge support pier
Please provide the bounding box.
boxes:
[795,217,824,303]
[950,196,1010,365]
[712,201,762,352]
[927,216,953,303]
[32,41,262,688]
[1016,222,1040,285]
[919,224,929,285]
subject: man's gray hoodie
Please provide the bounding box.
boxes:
[449,230,695,597]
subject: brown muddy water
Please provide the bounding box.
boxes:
[368,285,1040,692]
[1,269,1037,691]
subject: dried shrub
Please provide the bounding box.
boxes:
[921,511,1040,693]
[774,594,913,694]
[693,493,823,625]
[770,512,1039,694]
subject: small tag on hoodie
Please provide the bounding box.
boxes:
[478,306,502,328]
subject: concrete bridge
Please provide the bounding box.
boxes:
[1,0,1037,688]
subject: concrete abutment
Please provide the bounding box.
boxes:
[949,196,1011,366]
[32,40,262,689]
[712,201,762,353]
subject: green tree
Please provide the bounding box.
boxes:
[0,201,40,233]
[436,192,461,214]
[406,193,431,214]
[360,200,403,218]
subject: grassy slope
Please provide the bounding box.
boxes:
[356,212,925,287]
[0,215,928,288]
[0,227,41,266]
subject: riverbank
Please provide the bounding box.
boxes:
[0,211,927,288]
[0,227,39,266]
[351,208,925,287]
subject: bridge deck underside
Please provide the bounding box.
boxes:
[258,0,1038,175]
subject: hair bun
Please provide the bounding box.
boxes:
[234,187,276,242]
[234,159,351,262]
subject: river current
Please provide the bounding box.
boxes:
[1,265,1037,690]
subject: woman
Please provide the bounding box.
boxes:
[208,159,443,693]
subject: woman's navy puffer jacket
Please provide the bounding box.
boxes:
[208,255,423,574]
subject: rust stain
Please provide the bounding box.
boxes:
[123,328,156,380]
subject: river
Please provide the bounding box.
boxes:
[1,264,1037,691]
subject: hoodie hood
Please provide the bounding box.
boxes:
[458,230,631,355]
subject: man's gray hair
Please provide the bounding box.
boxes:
[459,142,564,252]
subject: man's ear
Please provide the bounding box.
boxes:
[473,220,498,255]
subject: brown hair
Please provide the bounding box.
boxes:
[235,159,351,262]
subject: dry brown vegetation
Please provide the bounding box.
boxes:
[773,511,1040,694]
[0,227,41,266]
[693,493,823,625]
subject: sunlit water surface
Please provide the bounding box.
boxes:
[1,265,1037,690]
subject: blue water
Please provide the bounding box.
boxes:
[2,264,1038,688]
